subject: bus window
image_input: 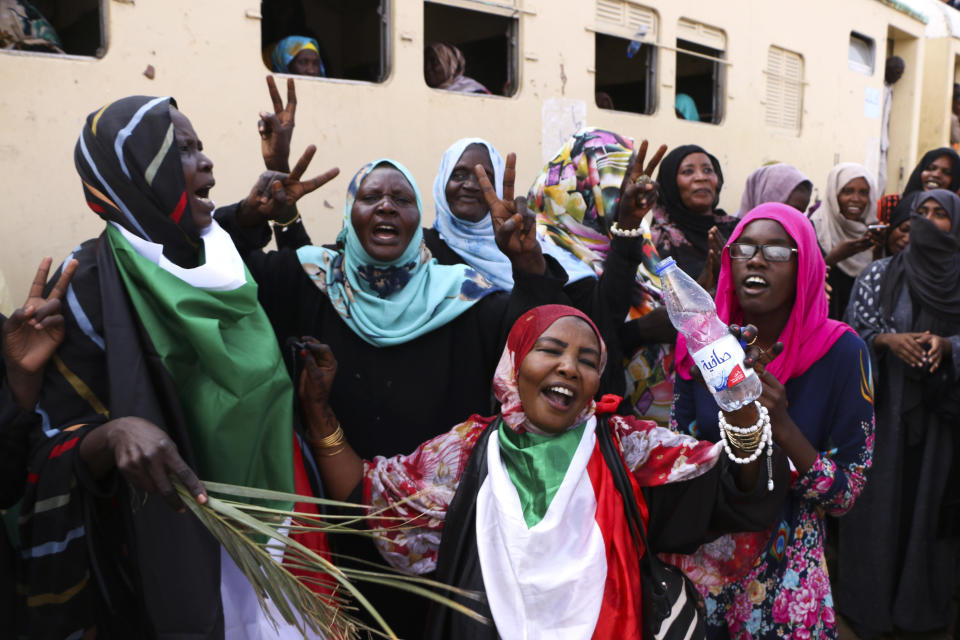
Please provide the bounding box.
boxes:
[675,19,725,124]
[593,1,658,115]
[261,0,388,82]
[0,0,106,57]
[764,46,804,134]
[423,1,518,97]
[849,32,875,75]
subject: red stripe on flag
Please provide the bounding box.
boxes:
[86,201,105,213]
[170,191,187,223]
[587,439,645,639]
[27,473,39,484]
[284,434,335,596]
[49,437,80,459]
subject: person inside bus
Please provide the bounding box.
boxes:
[268,35,326,77]
[669,202,874,640]
[811,163,881,319]
[426,135,664,399]
[525,128,677,424]
[902,147,960,196]
[650,145,736,283]
[424,42,490,94]
[17,96,337,638]
[736,163,812,216]
[674,93,701,121]
[838,188,960,638]
[295,303,788,639]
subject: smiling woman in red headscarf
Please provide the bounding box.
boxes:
[297,304,787,639]
[670,203,875,639]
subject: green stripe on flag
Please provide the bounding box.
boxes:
[498,421,586,528]
[107,225,295,510]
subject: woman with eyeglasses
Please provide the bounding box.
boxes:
[668,203,874,638]
[836,189,960,638]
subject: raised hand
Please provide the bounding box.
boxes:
[258,76,297,172]
[696,225,725,294]
[617,140,667,230]
[298,337,338,411]
[3,257,77,372]
[238,145,339,226]
[475,153,546,275]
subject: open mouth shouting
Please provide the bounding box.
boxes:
[541,382,577,412]
[740,274,770,296]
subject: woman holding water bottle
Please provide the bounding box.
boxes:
[668,202,874,639]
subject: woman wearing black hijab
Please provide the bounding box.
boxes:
[838,188,960,638]
[902,147,960,196]
[649,144,737,279]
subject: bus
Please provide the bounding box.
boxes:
[1,0,958,310]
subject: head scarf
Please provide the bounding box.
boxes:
[902,147,960,196]
[653,144,737,277]
[433,138,596,291]
[270,36,325,76]
[737,163,811,216]
[73,96,298,503]
[674,93,700,121]
[75,95,206,268]
[810,163,878,278]
[493,305,608,435]
[879,189,960,331]
[528,128,673,423]
[676,203,853,383]
[297,159,497,346]
[425,43,490,93]
[887,194,914,231]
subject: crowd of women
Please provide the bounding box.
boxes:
[0,76,957,640]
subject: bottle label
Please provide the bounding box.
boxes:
[692,334,748,393]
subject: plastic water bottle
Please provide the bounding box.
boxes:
[626,26,648,59]
[656,257,762,411]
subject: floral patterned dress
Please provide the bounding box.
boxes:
[670,332,875,639]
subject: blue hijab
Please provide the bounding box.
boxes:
[270,36,326,76]
[432,138,597,291]
[297,159,496,346]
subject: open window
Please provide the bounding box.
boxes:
[0,0,106,57]
[848,31,875,75]
[675,19,726,124]
[593,0,658,115]
[261,0,388,82]
[423,0,518,97]
[764,46,804,134]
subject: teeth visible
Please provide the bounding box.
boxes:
[745,276,767,287]
[548,386,573,397]
[926,181,940,188]
[197,197,215,208]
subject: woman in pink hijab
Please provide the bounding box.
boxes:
[669,203,875,638]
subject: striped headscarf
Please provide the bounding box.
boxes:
[75,95,203,267]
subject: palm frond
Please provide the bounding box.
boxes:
[174,479,490,638]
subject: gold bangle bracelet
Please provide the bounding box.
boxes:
[320,445,346,457]
[309,425,344,449]
[273,208,301,227]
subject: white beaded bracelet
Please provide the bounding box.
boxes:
[609,221,644,238]
[718,401,776,491]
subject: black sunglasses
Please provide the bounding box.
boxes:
[728,243,798,262]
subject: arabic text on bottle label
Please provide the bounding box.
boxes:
[692,334,749,393]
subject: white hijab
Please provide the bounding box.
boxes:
[810,163,878,277]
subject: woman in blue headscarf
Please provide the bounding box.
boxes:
[269,35,326,77]
[216,156,569,637]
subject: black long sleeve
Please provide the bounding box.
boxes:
[643,451,790,555]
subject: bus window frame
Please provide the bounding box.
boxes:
[0,0,109,60]
[423,0,520,98]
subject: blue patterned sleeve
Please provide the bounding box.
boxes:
[792,335,875,516]
[844,259,889,358]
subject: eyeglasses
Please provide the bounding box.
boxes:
[728,243,798,262]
